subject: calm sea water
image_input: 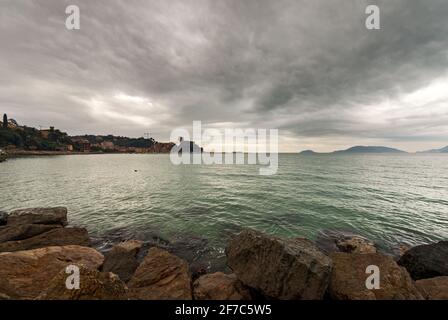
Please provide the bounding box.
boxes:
[1,154,447,261]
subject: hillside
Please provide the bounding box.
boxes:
[299,146,407,155]
[418,146,448,153]
[333,146,407,154]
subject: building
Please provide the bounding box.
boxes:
[73,139,91,152]
[39,127,54,139]
[101,141,114,150]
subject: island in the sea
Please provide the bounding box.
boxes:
[299,145,407,155]
[299,145,448,154]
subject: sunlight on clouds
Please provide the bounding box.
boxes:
[403,77,448,106]
[89,98,151,126]
[354,76,448,126]
[79,92,171,127]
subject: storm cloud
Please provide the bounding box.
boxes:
[1,0,448,151]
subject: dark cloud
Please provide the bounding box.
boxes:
[1,0,448,151]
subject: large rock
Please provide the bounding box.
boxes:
[0,227,90,252]
[7,207,68,226]
[328,253,423,300]
[226,229,333,300]
[0,245,104,299]
[193,272,252,300]
[128,247,192,300]
[336,236,377,254]
[0,211,7,226]
[37,265,128,300]
[315,230,377,254]
[0,224,61,243]
[102,240,143,283]
[415,277,448,300]
[398,241,448,280]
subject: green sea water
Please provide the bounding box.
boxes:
[1,153,447,256]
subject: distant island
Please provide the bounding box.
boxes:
[300,145,448,154]
[417,146,448,153]
[299,146,407,155]
[333,146,407,154]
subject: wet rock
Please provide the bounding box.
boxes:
[415,277,448,300]
[128,247,192,300]
[398,241,448,280]
[0,224,61,243]
[316,229,377,254]
[168,233,228,275]
[226,229,333,300]
[336,236,377,254]
[328,253,423,300]
[90,226,170,253]
[37,265,128,300]
[0,227,90,252]
[193,272,252,300]
[0,211,7,226]
[102,240,143,283]
[7,207,68,226]
[0,245,104,299]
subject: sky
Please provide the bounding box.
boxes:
[1,0,448,152]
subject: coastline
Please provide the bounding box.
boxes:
[0,207,446,300]
[5,150,171,158]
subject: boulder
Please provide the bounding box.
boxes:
[415,277,448,300]
[102,240,144,283]
[128,247,192,300]
[226,229,333,300]
[328,253,423,300]
[0,227,90,252]
[398,241,448,280]
[193,272,252,300]
[37,265,128,300]
[336,236,377,254]
[0,245,104,299]
[315,230,377,254]
[0,224,61,243]
[7,207,68,226]
[0,211,7,226]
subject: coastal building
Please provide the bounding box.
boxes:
[39,127,54,139]
[0,117,20,130]
[73,139,91,152]
[101,141,114,150]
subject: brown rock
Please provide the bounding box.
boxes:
[0,224,61,243]
[102,240,144,283]
[398,244,411,256]
[0,245,104,299]
[128,247,192,300]
[336,236,377,254]
[0,227,90,252]
[7,207,68,226]
[193,272,252,300]
[226,229,333,300]
[416,277,448,300]
[328,253,423,300]
[37,265,128,300]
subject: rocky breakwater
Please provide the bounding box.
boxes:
[0,207,447,300]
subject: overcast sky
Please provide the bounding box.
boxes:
[1,0,448,152]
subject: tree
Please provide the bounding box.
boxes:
[2,114,7,129]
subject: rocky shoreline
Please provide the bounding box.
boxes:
[0,207,446,300]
